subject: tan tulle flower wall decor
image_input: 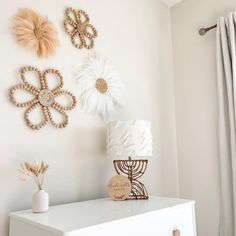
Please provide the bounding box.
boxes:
[9,66,77,130]
[12,8,59,58]
[64,7,98,49]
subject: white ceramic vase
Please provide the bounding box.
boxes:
[32,190,49,213]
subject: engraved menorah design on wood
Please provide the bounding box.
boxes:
[113,157,148,200]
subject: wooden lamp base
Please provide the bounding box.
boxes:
[113,157,148,200]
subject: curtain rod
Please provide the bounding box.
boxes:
[199,24,217,36]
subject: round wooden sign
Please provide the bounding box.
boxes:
[107,175,131,201]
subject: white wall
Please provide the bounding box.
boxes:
[171,0,236,235]
[0,0,178,236]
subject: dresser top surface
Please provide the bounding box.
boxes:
[10,196,194,234]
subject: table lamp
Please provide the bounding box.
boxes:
[107,120,153,200]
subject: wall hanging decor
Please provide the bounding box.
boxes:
[19,161,49,213]
[12,8,59,58]
[9,66,77,130]
[64,7,97,49]
[75,53,124,118]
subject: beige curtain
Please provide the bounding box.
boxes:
[216,12,236,236]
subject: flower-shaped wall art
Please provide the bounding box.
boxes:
[9,66,77,130]
[75,53,124,118]
[64,7,97,49]
[12,8,59,58]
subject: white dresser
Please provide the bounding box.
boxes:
[9,196,196,236]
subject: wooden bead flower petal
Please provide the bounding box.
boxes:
[9,84,39,107]
[64,7,98,49]
[24,103,49,130]
[53,90,77,111]
[42,69,64,92]
[20,66,42,90]
[9,66,77,130]
[47,105,69,129]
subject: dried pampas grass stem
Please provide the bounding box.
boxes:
[12,8,59,58]
[19,161,49,190]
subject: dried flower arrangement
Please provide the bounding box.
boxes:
[12,8,59,58]
[19,161,49,190]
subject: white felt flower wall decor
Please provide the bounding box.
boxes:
[75,53,124,118]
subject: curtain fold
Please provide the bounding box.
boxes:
[216,12,236,236]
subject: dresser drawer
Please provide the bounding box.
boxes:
[75,203,196,236]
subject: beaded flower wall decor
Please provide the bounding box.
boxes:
[9,66,77,130]
[12,8,59,58]
[64,7,98,49]
[75,53,124,118]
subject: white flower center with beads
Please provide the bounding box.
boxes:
[38,89,55,107]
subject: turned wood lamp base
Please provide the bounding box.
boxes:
[113,157,148,200]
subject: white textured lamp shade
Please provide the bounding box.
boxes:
[107,120,153,159]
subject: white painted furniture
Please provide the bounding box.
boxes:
[9,196,196,236]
